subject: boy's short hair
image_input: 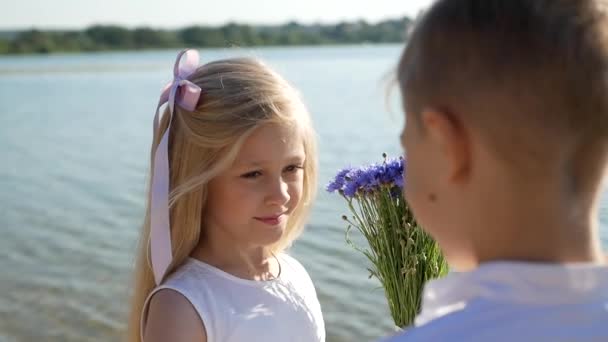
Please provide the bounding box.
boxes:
[398,0,608,192]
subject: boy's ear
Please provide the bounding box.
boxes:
[420,108,471,183]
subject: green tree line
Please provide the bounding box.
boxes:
[0,18,412,54]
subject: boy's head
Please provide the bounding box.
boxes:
[398,0,608,269]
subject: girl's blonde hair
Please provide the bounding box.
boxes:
[127,57,318,342]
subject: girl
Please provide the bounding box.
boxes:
[127,49,325,342]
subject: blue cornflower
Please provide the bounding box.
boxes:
[326,167,353,193]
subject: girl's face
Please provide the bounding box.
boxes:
[204,123,306,249]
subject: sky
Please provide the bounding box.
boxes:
[0,0,435,30]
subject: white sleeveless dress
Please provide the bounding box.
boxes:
[141,253,325,342]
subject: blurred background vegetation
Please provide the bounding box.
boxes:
[0,17,412,54]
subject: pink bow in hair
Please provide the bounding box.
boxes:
[149,49,202,285]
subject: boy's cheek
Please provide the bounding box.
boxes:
[404,168,424,211]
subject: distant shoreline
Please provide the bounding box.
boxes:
[0,18,412,55]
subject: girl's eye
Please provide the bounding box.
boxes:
[284,165,304,173]
[241,171,262,179]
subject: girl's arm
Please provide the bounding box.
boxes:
[143,289,207,342]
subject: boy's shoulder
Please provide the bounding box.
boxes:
[385,299,608,342]
[383,262,608,342]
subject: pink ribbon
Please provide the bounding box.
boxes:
[150,49,201,285]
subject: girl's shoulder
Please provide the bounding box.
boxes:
[141,259,220,342]
[143,288,207,342]
[277,252,318,294]
[278,252,310,278]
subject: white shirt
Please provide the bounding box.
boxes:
[142,253,325,342]
[384,262,608,342]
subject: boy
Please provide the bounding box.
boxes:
[388,0,608,340]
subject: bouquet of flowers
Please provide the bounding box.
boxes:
[326,154,448,328]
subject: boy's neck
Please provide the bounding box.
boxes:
[468,177,606,268]
[473,221,604,266]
